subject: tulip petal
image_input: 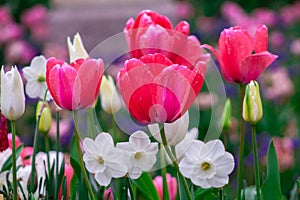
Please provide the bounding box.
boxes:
[139,53,173,77]
[218,26,254,82]
[254,24,268,53]
[240,51,278,83]
[74,58,104,109]
[174,21,190,35]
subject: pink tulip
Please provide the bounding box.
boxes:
[103,188,114,200]
[117,53,205,124]
[8,133,22,149]
[0,114,8,152]
[153,174,177,200]
[124,10,210,69]
[203,25,277,84]
[20,147,33,166]
[46,57,104,110]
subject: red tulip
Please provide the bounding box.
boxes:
[0,114,8,152]
[117,53,206,125]
[203,25,277,84]
[124,10,210,68]
[46,57,104,110]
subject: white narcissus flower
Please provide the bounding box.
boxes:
[23,55,51,101]
[67,32,89,63]
[100,75,122,114]
[0,149,22,190]
[148,111,189,146]
[175,128,198,160]
[83,133,127,186]
[117,131,158,179]
[1,66,25,121]
[179,139,234,188]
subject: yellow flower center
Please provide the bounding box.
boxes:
[37,75,46,83]
[98,156,104,164]
[201,162,211,171]
[134,152,142,160]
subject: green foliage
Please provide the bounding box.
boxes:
[261,139,283,200]
[131,172,160,200]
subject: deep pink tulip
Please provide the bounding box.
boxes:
[124,10,210,69]
[20,147,33,166]
[8,133,22,149]
[59,163,74,199]
[117,53,205,124]
[153,173,177,200]
[0,114,8,152]
[46,57,104,111]
[203,25,277,84]
[103,188,114,200]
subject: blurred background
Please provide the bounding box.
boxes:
[1,0,300,198]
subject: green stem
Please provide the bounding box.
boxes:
[160,144,170,200]
[251,125,261,200]
[111,117,117,144]
[160,129,192,200]
[237,84,245,200]
[30,115,41,193]
[73,111,96,200]
[127,178,135,200]
[219,188,224,200]
[55,111,60,200]
[11,121,17,200]
[44,134,51,173]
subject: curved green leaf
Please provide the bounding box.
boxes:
[261,139,283,200]
[131,172,160,200]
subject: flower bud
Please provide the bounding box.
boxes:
[100,75,122,114]
[1,66,25,121]
[220,99,232,131]
[243,81,263,125]
[67,32,89,63]
[36,101,52,134]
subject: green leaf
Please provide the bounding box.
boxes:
[194,187,214,200]
[131,172,160,200]
[261,139,283,200]
[1,144,23,172]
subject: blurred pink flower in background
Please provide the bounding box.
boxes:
[252,8,276,27]
[290,39,300,56]
[21,5,47,28]
[280,2,300,25]
[153,173,177,200]
[269,31,285,47]
[5,40,37,65]
[261,68,294,102]
[174,2,194,19]
[43,43,68,61]
[0,23,23,45]
[21,5,48,42]
[0,7,12,25]
[273,137,294,171]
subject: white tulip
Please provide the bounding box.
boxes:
[67,32,89,63]
[100,75,122,114]
[1,66,25,121]
[148,111,189,146]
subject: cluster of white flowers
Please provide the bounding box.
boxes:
[83,112,235,189]
[0,149,64,199]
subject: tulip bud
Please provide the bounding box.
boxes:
[67,32,89,63]
[1,66,25,121]
[0,114,8,152]
[220,99,232,131]
[99,75,122,114]
[243,81,263,125]
[36,101,52,134]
